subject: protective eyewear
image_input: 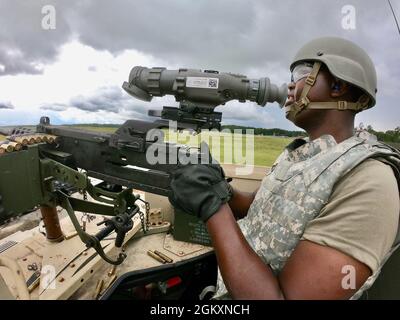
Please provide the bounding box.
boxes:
[291,63,314,83]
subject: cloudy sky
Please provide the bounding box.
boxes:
[0,0,399,131]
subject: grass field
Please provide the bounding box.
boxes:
[0,125,292,166]
[74,126,292,166]
[3,125,398,165]
[163,131,291,167]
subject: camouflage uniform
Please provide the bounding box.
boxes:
[214,131,400,299]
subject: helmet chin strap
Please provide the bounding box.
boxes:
[285,62,370,122]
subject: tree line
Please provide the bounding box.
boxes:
[361,124,400,143]
[222,124,400,144]
[221,125,306,137]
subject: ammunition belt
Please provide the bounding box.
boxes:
[0,134,58,154]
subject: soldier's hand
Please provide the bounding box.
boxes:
[168,162,233,222]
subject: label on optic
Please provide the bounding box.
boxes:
[186,77,219,89]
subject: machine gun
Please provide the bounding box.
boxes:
[0,66,287,268]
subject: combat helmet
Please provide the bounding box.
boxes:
[286,37,377,120]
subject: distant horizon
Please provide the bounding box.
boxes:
[1,121,397,134]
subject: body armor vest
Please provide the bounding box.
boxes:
[214,132,400,299]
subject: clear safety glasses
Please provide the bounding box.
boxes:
[290,63,314,83]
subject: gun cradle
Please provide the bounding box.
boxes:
[0,118,265,300]
[0,145,44,223]
[0,161,263,300]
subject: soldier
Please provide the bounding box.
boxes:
[169,37,400,299]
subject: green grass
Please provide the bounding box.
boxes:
[72,125,118,133]
[76,126,291,166]
[252,135,292,166]
[163,130,291,166]
[0,125,291,166]
[5,123,399,164]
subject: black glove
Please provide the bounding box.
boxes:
[168,162,233,222]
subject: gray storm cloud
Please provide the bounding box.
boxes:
[0,0,399,129]
[40,86,156,120]
[40,103,68,111]
[2,0,399,76]
[69,87,126,113]
[0,101,14,109]
[0,0,72,75]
